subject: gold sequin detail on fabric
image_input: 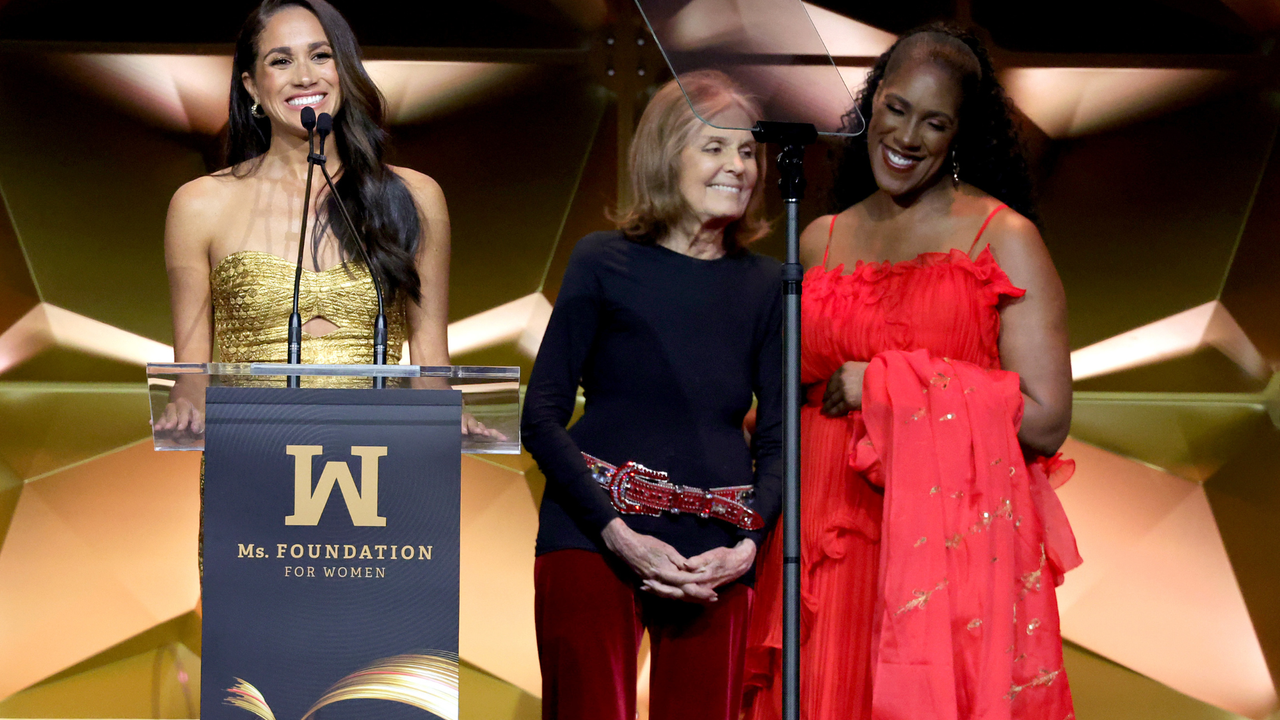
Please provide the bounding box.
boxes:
[1020,545,1047,595]
[211,251,407,365]
[895,580,949,615]
[1006,669,1061,701]
[915,537,928,547]
[967,618,982,631]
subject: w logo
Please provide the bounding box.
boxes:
[284,445,388,526]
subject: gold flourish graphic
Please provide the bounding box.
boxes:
[223,651,460,720]
[224,678,277,720]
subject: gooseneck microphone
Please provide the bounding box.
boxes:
[287,106,320,389]
[313,113,390,381]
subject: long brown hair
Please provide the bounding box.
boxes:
[615,70,770,253]
[226,0,423,302]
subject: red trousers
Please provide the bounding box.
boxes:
[535,549,753,720]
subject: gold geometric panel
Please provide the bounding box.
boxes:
[445,292,553,380]
[1203,419,1280,698]
[0,53,207,343]
[1069,301,1269,389]
[0,302,172,380]
[392,75,609,322]
[0,344,148,384]
[0,382,152,480]
[1056,438,1276,718]
[1001,67,1232,139]
[0,611,201,719]
[1220,128,1280,369]
[537,99,619,305]
[1071,392,1269,482]
[460,660,540,720]
[1040,90,1276,350]
[1064,641,1248,720]
[0,638,200,719]
[1073,348,1270,394]
[0,454,19,555]
[459,455,541,698]
[0,441,200,701]
[0,180,39,336]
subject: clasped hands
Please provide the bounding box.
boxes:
[601,518,756,604]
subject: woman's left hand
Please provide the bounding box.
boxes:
[660,538,757,595]
[822,361,869,417]
[462,413,507,441]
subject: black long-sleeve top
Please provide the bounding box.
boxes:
[521,231,784,578]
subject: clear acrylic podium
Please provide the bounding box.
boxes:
[147,362,519,720]
[146,362,522,455]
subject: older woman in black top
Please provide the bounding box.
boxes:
[521,70,784,720]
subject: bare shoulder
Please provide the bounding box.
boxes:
[389,165,446,214]
[169,174,233,221]
[799,213,835,268]
[166,174,238,259]
[982,206,1059,289]
[984,206,1046,259]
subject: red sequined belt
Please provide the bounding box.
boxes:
[582,452,763,531]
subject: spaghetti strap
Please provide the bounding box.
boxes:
[968,204,1007,257]
[823,214,837,269]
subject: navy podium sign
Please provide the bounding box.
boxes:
[202,387,462,720]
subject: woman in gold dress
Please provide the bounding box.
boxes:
[155,0,453,437]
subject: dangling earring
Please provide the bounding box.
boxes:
[951,148,960,188]
[250,101,266,119]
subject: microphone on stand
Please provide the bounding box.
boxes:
[287,106,320,389]
[313,112,390,388]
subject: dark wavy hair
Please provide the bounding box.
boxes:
[226,0,422,303]
[833,24,1037,223]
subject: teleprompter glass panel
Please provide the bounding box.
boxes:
[635,0,863,136]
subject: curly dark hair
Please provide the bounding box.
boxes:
[832,23,1037,223]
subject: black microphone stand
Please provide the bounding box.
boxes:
[313,113,390,389]
[287,106,320,389]
[752,119,817,720]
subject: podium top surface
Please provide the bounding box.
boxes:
[147,362,519,381]
[146,363,522,455]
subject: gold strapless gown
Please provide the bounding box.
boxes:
[201,250,409,578]
[212,250,407,365]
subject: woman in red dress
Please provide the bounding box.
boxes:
[744,25,1081,720]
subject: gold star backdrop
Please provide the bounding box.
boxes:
[0,1,1277,719]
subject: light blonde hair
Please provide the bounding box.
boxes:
[615,70,770,252]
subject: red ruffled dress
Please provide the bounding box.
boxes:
[744,207,1080,720]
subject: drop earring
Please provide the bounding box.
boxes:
[951,148,960,188]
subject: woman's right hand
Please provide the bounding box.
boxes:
[601,518,718,603]
[822,361,869,417]
[153,397,205,439]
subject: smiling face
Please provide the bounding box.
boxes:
[675,106,759,229]
[241,6,341,138]
[868,58,963,199]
